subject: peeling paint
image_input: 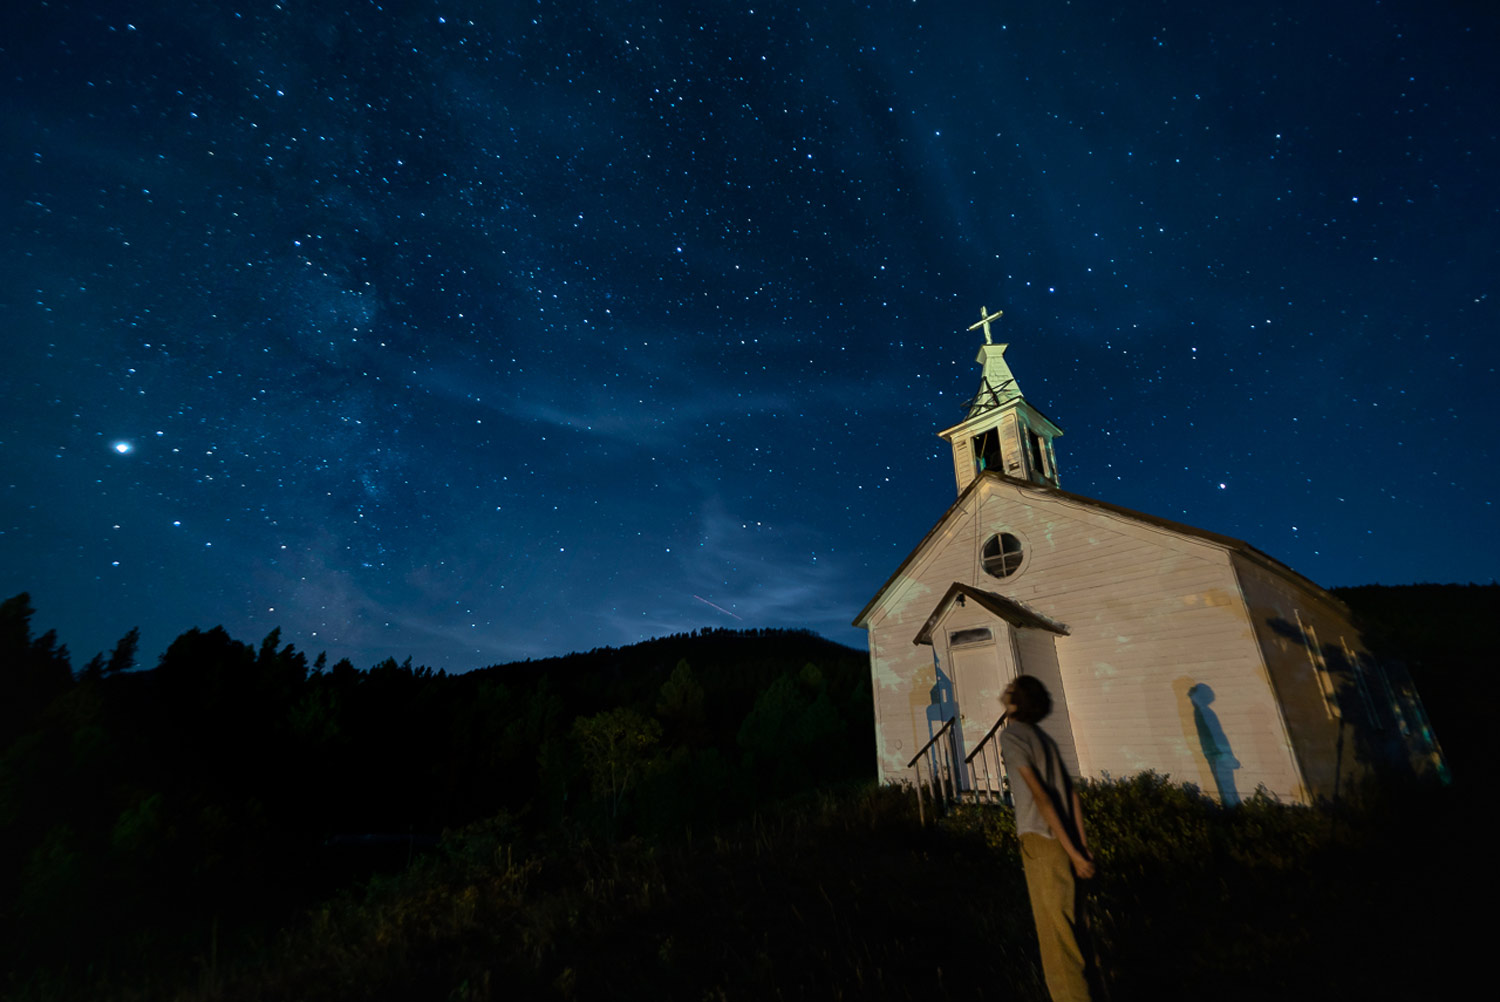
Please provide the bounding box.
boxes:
[871,651,905,694]
[1119,745,1150,771]
[887,575,935,621]
[1180,587,1237,609]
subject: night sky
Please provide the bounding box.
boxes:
[3,1,1495,672]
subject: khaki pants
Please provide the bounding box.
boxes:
[1020,832,1090,1002]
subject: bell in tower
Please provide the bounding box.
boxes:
[937,307,1063,496]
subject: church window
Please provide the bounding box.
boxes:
[972,428,1002,473]
[1027,429,1049,477]
[949,627,993,646]
[1341,639,1382,728]
[1294,610,1341,720]
[981,532,1024,579]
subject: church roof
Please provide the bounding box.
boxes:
[851,470,1342,628]
[911,583,1069,646]
[937,394,1065,442]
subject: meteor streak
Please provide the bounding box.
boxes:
[693,595,743,620]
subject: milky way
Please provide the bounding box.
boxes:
[3,1,1495,670]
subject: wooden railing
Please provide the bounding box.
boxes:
[907,714,1013,822]
[906,717,957,824]
[963,712,1010,806]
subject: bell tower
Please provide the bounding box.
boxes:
[937,307,1063,496]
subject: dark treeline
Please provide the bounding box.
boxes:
[0,583,1484,998]
[0,593,870,990]
[1330,581,1494,778]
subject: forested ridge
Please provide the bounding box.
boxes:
[0,592,869,992]
[0,583,1485,999]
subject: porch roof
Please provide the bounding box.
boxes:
[911,582,1069,646]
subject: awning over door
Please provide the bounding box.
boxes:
[911,582,1067,646]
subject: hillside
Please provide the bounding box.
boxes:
[0,584,1481,998]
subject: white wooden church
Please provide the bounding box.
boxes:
[853,309,1444,805]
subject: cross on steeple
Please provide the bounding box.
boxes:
[936,308,1064,495]
[967,306,1004,345]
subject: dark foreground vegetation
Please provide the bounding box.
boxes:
[1,584,1488,999]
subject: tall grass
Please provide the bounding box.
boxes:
[954,773,1472,1000]
[14,775,1469,1001]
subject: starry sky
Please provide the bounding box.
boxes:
[3,0,1496,672]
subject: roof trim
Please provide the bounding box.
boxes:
[937,396,1064,442]
[852,471,1341,628]
[912,583,1069,646]
[852,475,988,628]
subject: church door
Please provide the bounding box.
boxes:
[946,626,1015,790]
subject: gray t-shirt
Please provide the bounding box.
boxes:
[999,720,1073,839]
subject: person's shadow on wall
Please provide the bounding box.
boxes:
[1186,683,1241,805]
[925,658,968,790]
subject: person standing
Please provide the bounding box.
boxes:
[1000,675,1093,1002]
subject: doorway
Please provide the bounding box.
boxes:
[945,626,1016,791]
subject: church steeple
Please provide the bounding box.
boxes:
[937,307,1063,495]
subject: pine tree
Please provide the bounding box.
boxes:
[105,627,140,675]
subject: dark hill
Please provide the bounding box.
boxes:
[1334,581,1497,779]
[0,606,876,994]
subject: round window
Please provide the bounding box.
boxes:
[981,532,1024,579]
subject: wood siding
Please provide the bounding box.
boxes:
[1229,553,1431,798]
[1014,628,1080,777]
[999,413,1024,479]
[864,478,1304,802]
[951,438,974,494]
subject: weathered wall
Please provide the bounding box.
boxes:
[1014,627,1079,776]
[863,478,1305,802]
[865,501,978,781]
[1228,553,1433,798]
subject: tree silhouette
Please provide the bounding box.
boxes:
[573,706,662,824]
[737,663,846,794]
[0,594,72,743]
[80,652,107,681]
[105,627,140,676]
[656,658,707,745]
